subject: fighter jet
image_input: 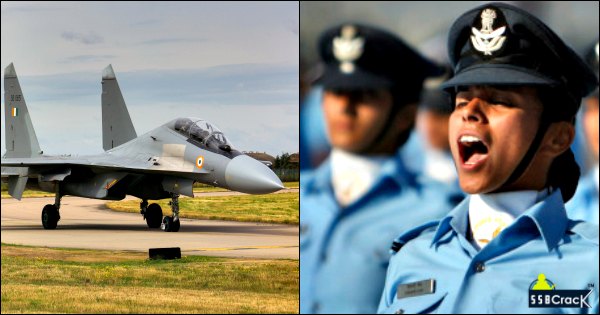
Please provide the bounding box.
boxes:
[1,63,284,232]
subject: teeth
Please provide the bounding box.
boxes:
[459,135,481,143]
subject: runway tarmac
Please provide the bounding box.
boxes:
[1,195,298,259]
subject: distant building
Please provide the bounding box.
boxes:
[290,152,299,169]
[244,151,276,168]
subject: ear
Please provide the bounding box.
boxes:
[539,121,575,158]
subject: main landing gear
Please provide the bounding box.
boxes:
[141,199,163,228]
[140,193,180,232]
[42,184,62,229]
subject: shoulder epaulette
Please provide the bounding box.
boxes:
[390,221,440,255]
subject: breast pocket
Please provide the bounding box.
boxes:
[383,291,447,314]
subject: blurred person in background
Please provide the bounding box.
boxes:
[416,72,460,188]
[567,39,599,225]
[300,23,461,314]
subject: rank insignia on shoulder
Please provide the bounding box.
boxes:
[390,240,404,253]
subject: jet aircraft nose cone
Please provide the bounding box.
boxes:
[225,155,284,194]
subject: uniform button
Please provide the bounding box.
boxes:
[475,262,485,273]
[395,309,404,314]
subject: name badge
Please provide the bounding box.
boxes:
[396,279,436,299]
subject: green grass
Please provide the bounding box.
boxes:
[106,192,299,225]
[192,181,298,193]
[1,243,298,314]
[1,190,55,199]
[1,182,299,198]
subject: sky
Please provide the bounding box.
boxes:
[1,1,299,157]
[301,1,599,67]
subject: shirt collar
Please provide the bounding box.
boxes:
[431,189,569,252]
[303,148,416,194]
[431,197,469,246]
[302,158,333,194]
[470,190,547,219]
[521,189,569,252]
[330,148,388,178]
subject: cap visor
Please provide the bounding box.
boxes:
[441,64,560,90]
[317,65,393,90]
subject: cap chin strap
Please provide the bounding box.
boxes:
[497,111,551,190]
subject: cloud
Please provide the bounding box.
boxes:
[61,31,104,45]
[61,55,116,64]
[114,63,299,107]
[1,3,62,13]
[6,63,298,106]
[0,63,299,156]
[129,19,161,27]
[138,38,208,45]
[285,18,299,36]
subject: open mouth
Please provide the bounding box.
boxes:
[458,135,489,167]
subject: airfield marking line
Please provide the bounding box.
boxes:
[1,196,299,259]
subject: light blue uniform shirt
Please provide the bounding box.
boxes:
[300,150,462,314]
[567,168,599,225]
[378,190,599,314]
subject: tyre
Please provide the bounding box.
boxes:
[41,204,59,229]
[146,203,163,228]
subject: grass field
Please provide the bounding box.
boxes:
[1,182,299,225]
[0,243,299,314]
[0,182,299,199]
[191,182,298,193]
[0,189,55,199]
[106,192,299,225]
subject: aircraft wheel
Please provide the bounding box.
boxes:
[41,204,59,229]
[172,217,180,232]
[146,203,163,228]
[162,216,180,232]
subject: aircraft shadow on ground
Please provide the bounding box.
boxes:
[1,223,298,236]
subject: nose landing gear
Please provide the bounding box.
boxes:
[161,193,180,232]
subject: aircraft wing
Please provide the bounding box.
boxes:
[1,154,209,178]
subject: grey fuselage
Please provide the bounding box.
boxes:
[32,117,281,201]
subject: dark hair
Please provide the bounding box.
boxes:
[547,150,580,202]
[391,85,418,148]
[537,87,581,202]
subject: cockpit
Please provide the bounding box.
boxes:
[172,118,233,152]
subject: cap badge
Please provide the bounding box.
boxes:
[333,25,364,74]
[471,8,506,56]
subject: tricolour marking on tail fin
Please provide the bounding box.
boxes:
[101,64,137,151]
[3,63,42,158]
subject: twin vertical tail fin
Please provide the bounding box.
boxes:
[4,63,42,158]
[101,64,137,151]
[3,63,41,199]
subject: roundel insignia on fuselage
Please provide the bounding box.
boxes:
[196,155,204,169]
